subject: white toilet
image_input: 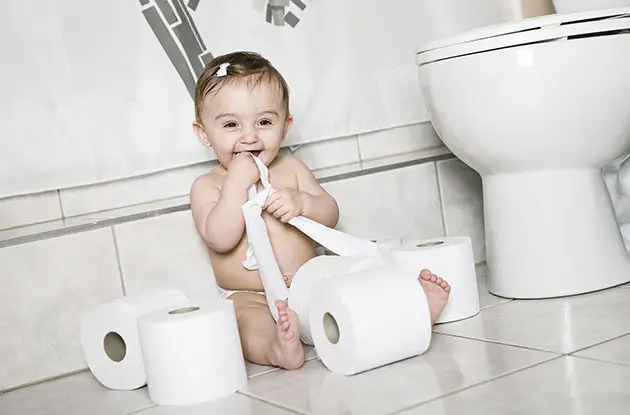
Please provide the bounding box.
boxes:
[416,7,630,298]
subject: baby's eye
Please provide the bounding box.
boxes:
[223,121,238,129]
[257,119,272,127]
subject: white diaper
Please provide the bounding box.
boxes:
[217,286,264,299]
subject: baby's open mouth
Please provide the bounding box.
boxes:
[235,150,261,157]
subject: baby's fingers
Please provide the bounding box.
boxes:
[264,192,280,209]
[273,206,290,220]
[279,210,297,223]
[265,199,282,215]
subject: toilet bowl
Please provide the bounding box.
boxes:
[416,8,630,298]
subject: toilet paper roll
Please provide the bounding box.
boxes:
[288,255,386,345]
[80,289,192,390]
[308,264,432,375]
[138,299,247,406]
[390,237,479,323]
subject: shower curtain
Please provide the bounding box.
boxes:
[0,0,470,198]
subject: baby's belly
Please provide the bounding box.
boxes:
[212,215,316,291]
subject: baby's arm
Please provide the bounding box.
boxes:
[190,155,260,252]
[265,156,339,227]
[294,161,339,227]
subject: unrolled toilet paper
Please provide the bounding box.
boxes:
[288,255,386,345]
[389,237,480,323]
[138,299,247,406]
[308,264,432,375]
[243,154,479,340]
[242,156,382,322]
[80,289,192,390]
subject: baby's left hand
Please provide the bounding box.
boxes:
[264,188,303,223]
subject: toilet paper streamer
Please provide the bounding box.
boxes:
[288,255,387,345]
[308,264,432,375]
[138,299,247,406]
[80,289,192,390]
[389,237,480,323]
[242,156,381,320]
[243,155,478,330]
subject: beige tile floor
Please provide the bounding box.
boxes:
[2,265,629,415]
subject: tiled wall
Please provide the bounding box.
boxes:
[0,122,485,391]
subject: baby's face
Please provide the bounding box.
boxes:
[198,80,291,168]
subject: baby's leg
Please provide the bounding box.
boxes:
[418,269,451,325]
[229,292,304,370]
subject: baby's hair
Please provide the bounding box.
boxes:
[194,51,290,122]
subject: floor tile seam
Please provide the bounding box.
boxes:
[568,332,630,354]
[0,368,89,394]
[479,298,514,310]
[245,355,318,380]
[125,404,158,415]
[432,332,566,355]
[236,391,307,414]
[569,354,630,367]
[246,367,281,379]
[387,355,564,415]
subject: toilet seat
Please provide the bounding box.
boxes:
[417,7,630,66]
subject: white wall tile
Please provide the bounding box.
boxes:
[313,162,362,180]
[60,162,216,217]
[437,159,486,263]
[0,191,62,230]
[358,122,444,162]
[0,229,123,390]
[323,163,445,243]
[114,210,217,306]
[292,135,360,172]
[361,147,451,170]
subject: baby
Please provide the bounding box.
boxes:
[189,51,451,370]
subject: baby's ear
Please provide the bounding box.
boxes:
[282,115,294,139]
[192,121,211,147]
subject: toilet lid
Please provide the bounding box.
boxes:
[417,7,630,66]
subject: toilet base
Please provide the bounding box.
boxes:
[483,167,630,298]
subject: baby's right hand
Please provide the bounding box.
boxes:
[227,152,260,188]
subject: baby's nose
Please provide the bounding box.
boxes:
[240,129,259,144]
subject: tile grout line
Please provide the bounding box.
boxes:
[236,391,307,414]
[0,204,191,249]
[433,160,448,236]
[111,226,127,296]
[125,405,158,415]
[318,152,455,184]
[355,134,364,170]
[56,189,66,219]
[432,332,566,355]
[388,355,564,415]
[479,298,514,311]
[1,153,456,249]
[0,368,89,394]
[569,354,630,367]
[568,332,630,355]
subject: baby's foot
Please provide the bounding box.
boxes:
[271,300,305,370]
[418,269,451,325]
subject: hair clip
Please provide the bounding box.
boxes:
[216,62,230,77]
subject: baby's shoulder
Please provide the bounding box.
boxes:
[271,154,309,173]
[190,168,224,197]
